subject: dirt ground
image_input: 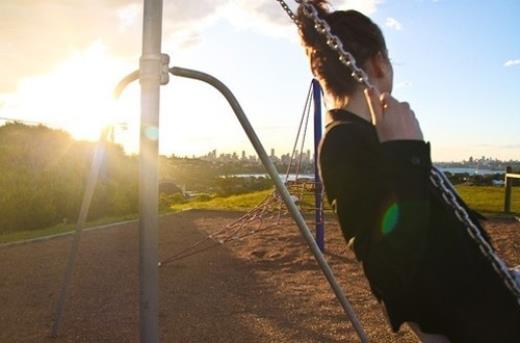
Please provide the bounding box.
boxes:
[0,210,518,342]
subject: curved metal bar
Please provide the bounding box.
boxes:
[170,66,369,343]
[113,70,140,99]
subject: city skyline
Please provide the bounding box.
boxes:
[182,147,519,165]
[0,115,517,163]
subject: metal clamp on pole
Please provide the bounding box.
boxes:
[160,53,170,85]
[139,53,170,85]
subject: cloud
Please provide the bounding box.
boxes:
[0,0,385,92]
[0,0,225,92]
[385,17,403,31]
[0,0,141,92]
[504,59,520,67]
[396,81,412,88]
[481,144,520,149]
[332,0,384,15]
[218,1,296,41]
[219,0,384,40]
[117,3,140,31]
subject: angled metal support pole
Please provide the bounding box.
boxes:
[50,66,139,338]
[170,66,369,343]
[51,129,109,337]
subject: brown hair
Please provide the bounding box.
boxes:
[297,0,388,99]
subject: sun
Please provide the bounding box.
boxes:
[1,41,139,144]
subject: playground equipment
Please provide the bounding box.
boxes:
[50,1,520,342]
[52,2,369,342]
[504,166,520,214]
[159,79,327,266]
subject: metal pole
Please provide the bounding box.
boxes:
[51,130,108,337]
[504,166,512,214]
[312,79,324,252]
[139,0,163,342]
[170,67,369,342]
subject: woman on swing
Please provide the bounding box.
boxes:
[296,1,520,342]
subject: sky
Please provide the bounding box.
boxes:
[0,0,519,162]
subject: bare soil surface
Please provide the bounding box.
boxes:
[0,210,518,342]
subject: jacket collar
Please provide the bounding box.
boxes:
[326,108,372,127]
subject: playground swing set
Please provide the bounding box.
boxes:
[50,1,520,343]
[158,79,328,266]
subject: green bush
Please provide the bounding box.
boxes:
[159,193,187,211]
[0,123,139,234]
[194,194,213,202]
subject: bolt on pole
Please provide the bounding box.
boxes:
[139,0,164,342]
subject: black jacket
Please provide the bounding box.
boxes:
[319,109,520,342]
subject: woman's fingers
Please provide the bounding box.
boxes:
[374,93,424,142]
[363,87,423,141]
[380,93,399,112]
[363,86,383,125]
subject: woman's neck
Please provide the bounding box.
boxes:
[338,90,373,124]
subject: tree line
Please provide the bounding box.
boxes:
[0,123,138,234]
[0,123,273,234]
[444,172,518,186]
[3,123,514,235]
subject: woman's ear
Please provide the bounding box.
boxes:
[369,52,389,79]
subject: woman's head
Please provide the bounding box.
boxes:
[297,1,392,105]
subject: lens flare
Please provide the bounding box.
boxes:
[381,203,399,235]
[145,126,159,141]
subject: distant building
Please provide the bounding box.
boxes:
[281,153,291,165]
[492,180,505,186]
[159,181,186,198]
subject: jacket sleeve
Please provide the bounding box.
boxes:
[320,123,432,295]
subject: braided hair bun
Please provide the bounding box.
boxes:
[297,0,388,98]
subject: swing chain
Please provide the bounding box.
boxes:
[275,0,300,26]
[430,167,520,305]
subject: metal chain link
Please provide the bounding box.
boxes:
[275,0,300,26]
[430,167,520,305]
[276,0,520,305]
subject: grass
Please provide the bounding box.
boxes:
[173,185,520,217]
[0,213,139,245]
[172,185,520,216]
[455,185,520,216]
[171,189,273,212]
[2,186,517,245]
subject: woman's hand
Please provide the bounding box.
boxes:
[364,87,423,142]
